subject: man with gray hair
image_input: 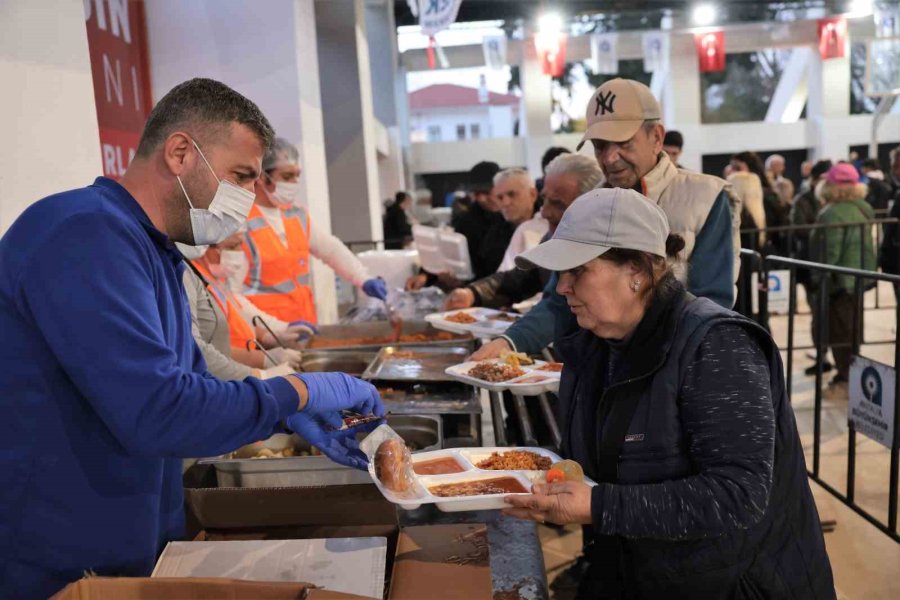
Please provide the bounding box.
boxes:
[494,167,547,271]
[766,153,795,206]
[445,153,604,310]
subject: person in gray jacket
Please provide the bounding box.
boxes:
[443,153,604,311]
[504,189,834,599]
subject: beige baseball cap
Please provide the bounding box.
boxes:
[576,79,661,150]
[515,188,669,272]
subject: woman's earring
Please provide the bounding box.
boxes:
[631,280,641,292]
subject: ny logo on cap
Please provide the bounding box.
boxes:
[594,91,616,116]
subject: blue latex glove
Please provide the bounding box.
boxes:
[286,412,380,469]
[294,372,385,428]
[362,278,388,301]
[289,319,319,335]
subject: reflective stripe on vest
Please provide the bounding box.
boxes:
[242,204,311,295]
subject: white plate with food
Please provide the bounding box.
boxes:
[365,440,591,512]
[444,354,563,396]
[425,307,522,337]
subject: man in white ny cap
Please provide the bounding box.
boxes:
[473,78,741,366]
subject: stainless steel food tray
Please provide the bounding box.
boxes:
[298,350,377,377]
[361,345,471,382]
[199,415,442,488]
[303,320,473,352]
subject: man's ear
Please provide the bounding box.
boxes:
[162,132,194,176]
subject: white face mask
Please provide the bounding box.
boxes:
[220,249,249,292]
[174,242,208,260]
[177,140,256,245]
[272,180,300,207]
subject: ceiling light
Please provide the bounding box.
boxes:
[692,3,717,27]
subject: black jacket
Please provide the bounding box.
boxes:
[466,232,552,308]
[382,204,412,250]
[451,201,513,279]
[555,283,834,599]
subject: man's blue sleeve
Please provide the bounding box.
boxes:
[687,192,735,308]
[503,272,576,354]
[17,212,299,458]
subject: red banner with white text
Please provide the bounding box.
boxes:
[84,0,153,180]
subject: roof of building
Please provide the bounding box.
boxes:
[409,84,520,110]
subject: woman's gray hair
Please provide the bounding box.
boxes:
[493,167,533,188]
[543,153,605,195]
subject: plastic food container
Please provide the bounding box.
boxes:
[444,358,562,396]
[425,307,522,338]
[368,446,585,512]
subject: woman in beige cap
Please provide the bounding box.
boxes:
[503,188,834,599]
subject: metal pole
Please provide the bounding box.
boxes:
[488,391,508,447]
[814,274,830,478]
[786,266,797,402]
[890,300,900,533]
[511,394,537,447]
[537,393,562,451]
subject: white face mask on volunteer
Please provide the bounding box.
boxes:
[220,249,249,292]
[174,242,209,260]
[177,139,256,245]
[272,180,300,208]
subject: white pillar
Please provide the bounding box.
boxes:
[806,39,852,161]
[144,0,339,322]
[0,0,102,232]
[316,0,384,244]
[661,33,703,171]
[521,37,554,177]
[292,0,338,323]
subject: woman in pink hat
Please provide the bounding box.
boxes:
[810,162,876,399]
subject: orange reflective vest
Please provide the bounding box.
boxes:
[190,260,256,350]
[241,203,316,323]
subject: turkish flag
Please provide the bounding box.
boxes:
[695,31,725,73]
[536,32,568,77]
[818,18,847,59]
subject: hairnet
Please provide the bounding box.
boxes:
[262,137,299,172]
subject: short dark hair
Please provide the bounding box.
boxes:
[469,161,501,192]
[663,130,684,149]
[136,78,274,158]
[861,158,881,171]
[395,191,410,204]
[541,146,571,173]
[811,159,833,180]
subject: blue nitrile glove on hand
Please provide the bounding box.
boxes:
[362,278,388,301]
[285,373,385,469]
[288,320,319,338]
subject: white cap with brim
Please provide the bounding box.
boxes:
[515,188,670,272]
[575,78,662,151]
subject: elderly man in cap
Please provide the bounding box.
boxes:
[474,78,740,361]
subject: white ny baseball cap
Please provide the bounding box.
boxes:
[515,188,669,272]
[576,79,662,150]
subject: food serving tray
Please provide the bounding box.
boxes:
[304,320,473,351]
[425,308,522,338]
[368,446,592,512]
[444,358,563,396]
[361,345,471,382]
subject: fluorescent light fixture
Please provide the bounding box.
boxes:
[847,0,874,18]
[538,13,564,34]
[692,3,717,27]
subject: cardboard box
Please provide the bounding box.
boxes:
[51,576,369,599]
[182,474,492,599]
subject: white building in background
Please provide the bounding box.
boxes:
[408,83,520,143]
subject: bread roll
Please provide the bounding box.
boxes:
[374,438,412,493]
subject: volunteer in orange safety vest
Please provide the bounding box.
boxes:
[240,138,387,324]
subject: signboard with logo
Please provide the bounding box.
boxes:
[848,356,896,450]
[84,0,154,180]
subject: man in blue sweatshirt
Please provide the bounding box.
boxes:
[473,78,740,360]
[0,78,383,599]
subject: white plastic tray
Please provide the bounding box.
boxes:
[368,446,576,512]
[444,358,562,396]
[425,307,522,338]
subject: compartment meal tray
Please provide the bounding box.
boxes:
[369,446,594,512]
[444,359,562,396]
[425,308,522,338]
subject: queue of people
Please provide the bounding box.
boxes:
[8,67,894,598]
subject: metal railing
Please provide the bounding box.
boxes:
[756,254,900,542]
